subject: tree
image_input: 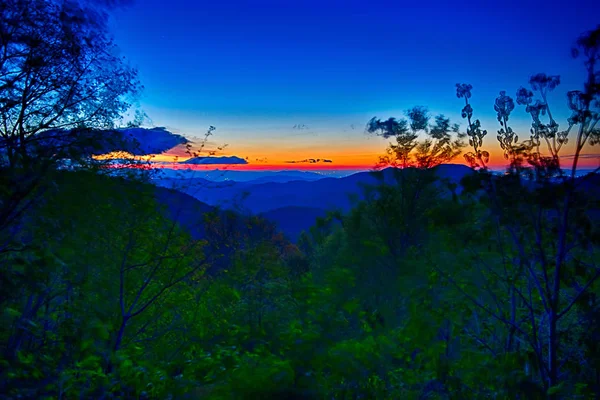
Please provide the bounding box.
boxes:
[442,25,600,396]
[0,0,140,166]
[0,0,140,242]
[366,106,465,169]
[0,170,213,398]
[364,106,466,264]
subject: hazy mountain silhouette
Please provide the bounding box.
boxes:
[244,174,325,184]
[169,164,473,213]
[261,206,329,242]
[154,165,598,243]
[156,169,326,183]
[154,186,215,240]
[152,164,473,241]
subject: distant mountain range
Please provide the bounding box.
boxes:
[153,164,599,243]
[156,169,327,183]
[158,164,472,212]
[155,164,474,241]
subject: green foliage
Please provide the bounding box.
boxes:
[5,151,598,399]
[1,14,599,400]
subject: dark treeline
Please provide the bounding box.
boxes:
[1,0,599,399]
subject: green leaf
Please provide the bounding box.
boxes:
[3,307,21,319]
[547,383,564,395]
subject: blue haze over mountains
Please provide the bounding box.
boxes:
[154,164,474,242]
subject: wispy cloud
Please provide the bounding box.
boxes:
[292,124,310,130]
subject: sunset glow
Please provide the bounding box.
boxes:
[98,143,599,172]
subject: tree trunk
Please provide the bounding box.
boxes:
[114,315,129,353]
[548,310,558,398]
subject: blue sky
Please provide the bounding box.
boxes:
[109,0,600,168]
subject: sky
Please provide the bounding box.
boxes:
[110,0,600,170]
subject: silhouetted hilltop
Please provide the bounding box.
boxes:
[154,186,215,240]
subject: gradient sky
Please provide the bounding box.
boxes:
[110,0,600,170]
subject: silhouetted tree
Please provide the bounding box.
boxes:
[446,25,600,396]
[0,0,140,166]
[366,106,465,169]
[0,0,140,243]
[456,83,489,169]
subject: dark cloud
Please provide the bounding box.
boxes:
[118,127,189,155]
[182,156,248,165]
[21,126,188,158]
[284,158,333,164]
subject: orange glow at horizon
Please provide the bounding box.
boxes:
[102,126,599,171]
[152,163,375,171]
[150,153,599,171]
[95,145,599,171]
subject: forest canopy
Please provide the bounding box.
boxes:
[0,1,599,398]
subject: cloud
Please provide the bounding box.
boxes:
[31,126,189,157]
[284,158,333,164]
[118,127,189,155]
[164,139,224,158]
[182,156,248,165]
